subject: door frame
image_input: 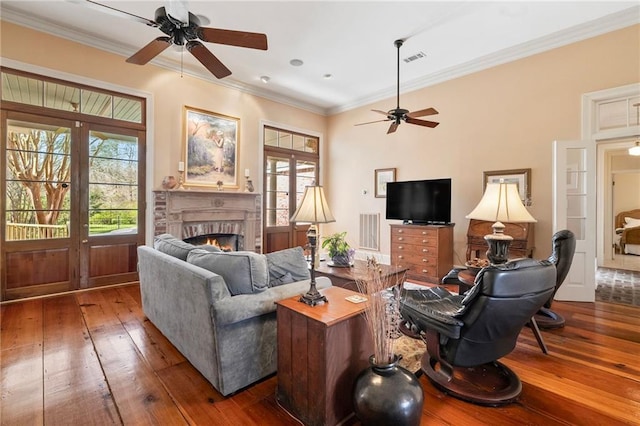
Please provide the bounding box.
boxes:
[259,120,325,252]
[581,83,640,266]
[2,58,156,245]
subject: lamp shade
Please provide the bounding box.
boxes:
[290,185,336,224]
[466,183,536,223]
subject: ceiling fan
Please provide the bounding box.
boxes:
[356,39,439,134]
[76,0,268,79]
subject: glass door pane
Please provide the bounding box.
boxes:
[88,130,139,235]
[5,120,71,240]
[265,156,291,227]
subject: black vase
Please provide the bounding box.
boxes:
[353,355,424,426]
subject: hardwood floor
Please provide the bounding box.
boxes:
[1,283,639,425]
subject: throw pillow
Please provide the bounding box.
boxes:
[154,233,197,261]
[265,247,310,286]
[187,249,268,295]
[269,271,296,287]
[624,217,640,228]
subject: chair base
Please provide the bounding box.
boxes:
[534,307,565,329]
[422,356,522,406]
[399,320,421,340]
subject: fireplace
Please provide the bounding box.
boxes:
[184,233,244,252]
[153,189,262,253]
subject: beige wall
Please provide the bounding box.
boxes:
[2,21,639,264]
[0,21,327,192]
[326,25,640,264]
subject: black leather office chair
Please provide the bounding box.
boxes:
[534,230,576,329]
[399,258,556,406]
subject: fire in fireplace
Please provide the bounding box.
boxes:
[184,233,244,252]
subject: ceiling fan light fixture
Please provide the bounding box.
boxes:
[629,141,640,156]
[289,59,304,67]
[260,75,270,83]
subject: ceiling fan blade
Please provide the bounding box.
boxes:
[372,109,390,116]
[407,107,438,118]
[72,0,159,27]
[387,122,399,134]
[406,117,440,128]
[354,119,390,126]
[197,28,268,50]
[187,41,232,78]
[126,37,171,65]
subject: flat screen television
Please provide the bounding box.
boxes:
[385,178,451,224]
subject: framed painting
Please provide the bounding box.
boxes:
[375,168,396,198]
[483,168,531,204]
[183,106,239,188]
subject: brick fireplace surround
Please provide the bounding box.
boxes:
[153,189,262,253]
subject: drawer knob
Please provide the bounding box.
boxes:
[422,259,429,263]
[398,237,404,241]
[422,269,428,273]
[422,248,428,253]
[398,255,404,259]
[398,246,403,250]
[422,231,427,235]
[398,230,404,233]
[422,239,427,243]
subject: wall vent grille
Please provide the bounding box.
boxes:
[359,213,380,251]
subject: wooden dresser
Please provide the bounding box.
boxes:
[390,224,454,284]
[466,219,535,260]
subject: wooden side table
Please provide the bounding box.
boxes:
[315,259,407,292]
[276,286,373,426]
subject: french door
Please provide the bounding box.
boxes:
[2,111,144,300]
[264,153,318,253]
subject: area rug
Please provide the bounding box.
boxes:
[595,268,640,306]
[393,335,426,376]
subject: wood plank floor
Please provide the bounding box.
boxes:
[1,283,639,425]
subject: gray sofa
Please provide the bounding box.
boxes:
[137,234,332,396]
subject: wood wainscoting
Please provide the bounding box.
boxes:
[1,283,638,425]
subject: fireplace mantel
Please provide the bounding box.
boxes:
[153,189,262,253]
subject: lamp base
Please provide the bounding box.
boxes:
[299,284,328,306]
[484,221,513,265]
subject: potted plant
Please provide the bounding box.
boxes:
[322,231,354,266]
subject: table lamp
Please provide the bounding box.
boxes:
[290,185,336,306]
[466,182,536,264]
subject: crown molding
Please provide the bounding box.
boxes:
[328,5,640,116]
[3,4,638,117]
[0,6,327,116]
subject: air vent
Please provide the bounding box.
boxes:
[403,51,427,63]
[359,213,380,251]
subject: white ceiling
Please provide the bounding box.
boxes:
[1,1,639,115]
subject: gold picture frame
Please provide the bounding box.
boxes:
[183,106,239,188]
[483,168,531,204]
[375,168,396,198]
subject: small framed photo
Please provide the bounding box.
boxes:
[183,106,239,188]
[483,168,531,204]
[375,168,396,198]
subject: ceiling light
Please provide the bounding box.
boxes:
[260,76,270,83]
[629,141,640,156]
[290,59,304,67]
[323,74,333,79]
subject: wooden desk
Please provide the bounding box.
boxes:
[315,259,407,292]
[276,286,373,426]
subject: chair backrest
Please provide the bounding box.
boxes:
[447,258,556,367]
[545,230,576,307]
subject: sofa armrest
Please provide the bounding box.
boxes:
[212,276,332,325]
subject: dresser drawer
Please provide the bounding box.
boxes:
[392,243,438,256]
[392,227,436,238]
[391,235,437,247]
[392,252,437,266]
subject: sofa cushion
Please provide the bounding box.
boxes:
[187,249,269,295]
[269,271,296,287]
[154,233,198,261]
[265,247,310,286]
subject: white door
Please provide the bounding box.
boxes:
[553,140,596,302]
